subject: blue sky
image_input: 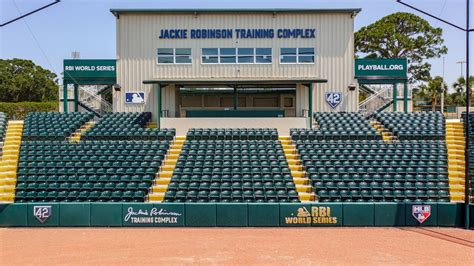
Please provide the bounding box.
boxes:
[0,0,472,90]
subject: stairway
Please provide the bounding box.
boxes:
[370,120,396,142]
[69,121,95,142]
[146,122,158,129]
[0,121,24,202]
[147,136,186,202]
[279,136,316,202]
[445,121,465,202]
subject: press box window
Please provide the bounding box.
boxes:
[157,48,192,64]
[202,48,218,64]
[298,48,315,63]
[220,48,236,64]
[237,48,254,63]
[280,48,315,64]
[256,48,272,64]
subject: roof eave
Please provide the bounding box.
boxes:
[110,8,362,16]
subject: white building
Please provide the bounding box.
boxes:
[110,8,360,134]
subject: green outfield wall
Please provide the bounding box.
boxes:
[0,202,471,228]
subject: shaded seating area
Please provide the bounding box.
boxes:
[22,112,93,141]
[291,112,380,140]
[14,140,171,202]
[186,128,279,141]
[373,112,445,140]
[83,112,175,140]
[164,129,300,203]
[295,139,449,202]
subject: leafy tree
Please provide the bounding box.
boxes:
[416,76,446,111]
[355,12,448,84]
[0,59,59,102]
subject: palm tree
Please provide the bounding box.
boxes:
[417,76,446,111]
[451,76,474,106]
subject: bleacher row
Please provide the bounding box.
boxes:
[0,113,7,143]
[163,133,300,202]
[0,111,466,203]
[461,113,474,192]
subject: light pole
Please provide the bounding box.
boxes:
[441,57,445,113]
[457,61,467,77]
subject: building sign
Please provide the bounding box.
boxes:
[63,59,116,81]
[325,92,342,109]
[125,92,145,103]
[284,206,339,225]
[33,206,52,224]
[123,206,183,226]
[159,28,316,39]
[412,205,431,224]
[355,58,407,78]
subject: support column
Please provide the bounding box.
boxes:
[309,83,313,129]
[157,83,161,129]
[392,82,397,112]
[74,84,79,112]
[63,83,68,113]
[233,87,237,110]
[403,81,408,113]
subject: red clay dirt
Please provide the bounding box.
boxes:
[1,228,473,265]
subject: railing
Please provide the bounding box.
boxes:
[78,86,112,117]
[359,85,393,115]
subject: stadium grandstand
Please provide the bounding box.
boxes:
[0,8,471,230]
[0,110,467,206]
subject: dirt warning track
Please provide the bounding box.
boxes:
[1,228,472,265]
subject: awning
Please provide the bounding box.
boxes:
[143,77,327,88]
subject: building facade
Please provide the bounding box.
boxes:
[111,8,360,131]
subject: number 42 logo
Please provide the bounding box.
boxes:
[325,92,342,109]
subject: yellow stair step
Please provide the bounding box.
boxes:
[151,185,168,193]
[161,165,176,172]
[168,149,181,155]
[448,170,465,178]
[0,193,15,202]
[295,185,313,193]
[147,193,165,202]
[155,178,172,185]
[450,194,465,202]
[293,178,309,185]
[291,171,305,178]
[0,186,15,193]
[298,192,316,202]
[449,178,465,185]
[286,160,301,165]
[156,171,173,178]
[1,154,18,161]
[166,154,180,160]
[289,165,303,171]
[163,159,178,166]
[284,154,299,160]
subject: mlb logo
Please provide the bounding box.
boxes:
[412,205,431,224]
[125,92,145,103]
[33,206,52,224]
[325,92,342,109]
